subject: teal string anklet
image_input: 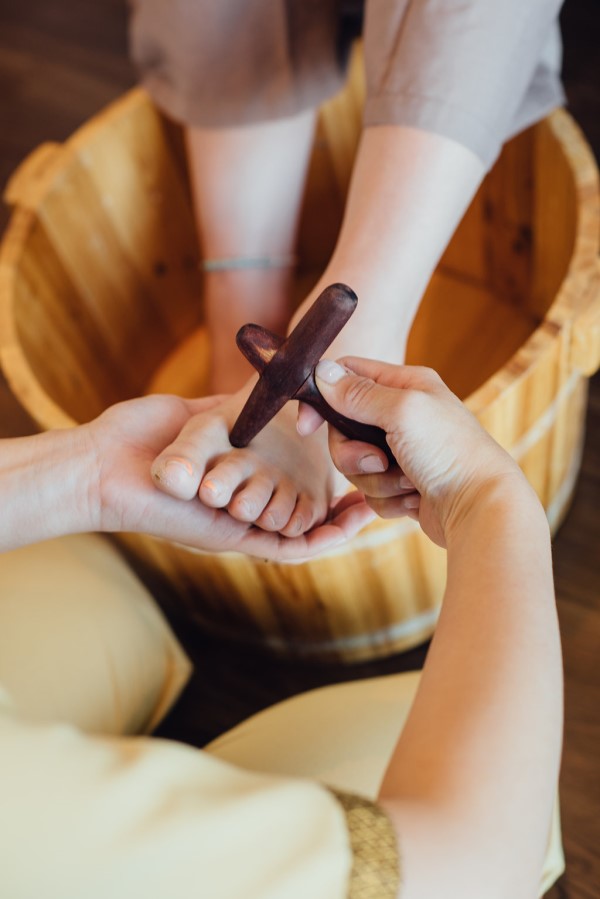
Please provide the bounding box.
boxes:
[200,255,297,273]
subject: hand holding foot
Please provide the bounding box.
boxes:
[151,388,343,537]
[302,356,529,548]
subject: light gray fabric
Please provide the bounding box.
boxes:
[129,0,565,168]
[362,1,565,166]
[128,0,346,129]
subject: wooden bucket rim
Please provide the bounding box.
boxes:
[0,90,598,432]
[465,108,600,414]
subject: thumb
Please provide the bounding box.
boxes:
[314,359,400,433]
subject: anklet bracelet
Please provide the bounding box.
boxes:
[200,255,297,273]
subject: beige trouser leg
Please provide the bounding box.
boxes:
[0,535,564,897]
[207,672,565,896]
[0,535,191,735]
[0,536,350,899]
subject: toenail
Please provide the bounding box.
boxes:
[152,458,194,481]
[236,498,255,517]
[202,478,222,496]
[359,454,386,473]
[152,458,195,489]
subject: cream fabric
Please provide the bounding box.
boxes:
[207,672,420,798]
[207,674,565,896]
[0,534,191,735]
[0,535,352,899]
[0,697,350,899]
[0,537,564,897]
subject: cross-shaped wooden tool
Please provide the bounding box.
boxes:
[229,282,396,463]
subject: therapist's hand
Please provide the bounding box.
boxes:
[299,358,527,547]
[84,394,373,562]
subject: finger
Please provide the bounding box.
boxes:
[367,491,421,520]
[336,357,443,393]
[254,494,376,563]
[327,429,390,477]
[138,480,374,562]
[228,492,375,562]
[296,401,325,436]
[346,469,415,500]
[314,359,402,433]
[292,494,376,558]
[328,489,370,515]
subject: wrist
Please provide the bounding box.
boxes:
[444,471,548,549]
[33,427,102,538]
[0,426,101,551]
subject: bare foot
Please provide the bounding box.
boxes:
[155,274,411,534]
[151,387,344,536]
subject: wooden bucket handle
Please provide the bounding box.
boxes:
[3,141,62,211]
[571,259,600,376]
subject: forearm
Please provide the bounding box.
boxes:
[293,125,485,359]
[379,480,562,897]
[0,429,98,551]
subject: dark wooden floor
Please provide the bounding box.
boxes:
[0,2,598,896]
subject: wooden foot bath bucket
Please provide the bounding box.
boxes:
[1,53,599,662]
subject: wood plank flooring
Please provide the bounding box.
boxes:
[0,2,598,896]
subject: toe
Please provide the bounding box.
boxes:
[199,453,255,508]
[279,493,318,537]
[152,415,229,500]
[151,456,200,501]
[228,474,275,522]
[255,483,298,531]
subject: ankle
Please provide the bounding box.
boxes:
[204,269,293,335]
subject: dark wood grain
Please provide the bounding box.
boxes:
[0,2,598,896]
[230,282,358,445]
[230,282,396,460]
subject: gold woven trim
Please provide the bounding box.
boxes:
[330,789,400,899]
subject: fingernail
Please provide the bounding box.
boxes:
[315,359,346,384]
[359,454,386,473]
[398,475,414,489]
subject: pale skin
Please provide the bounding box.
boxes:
[151,119,485,531]
[307,358,563,899]
[0,394,373,559]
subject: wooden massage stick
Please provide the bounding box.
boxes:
[229,283,396,464]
